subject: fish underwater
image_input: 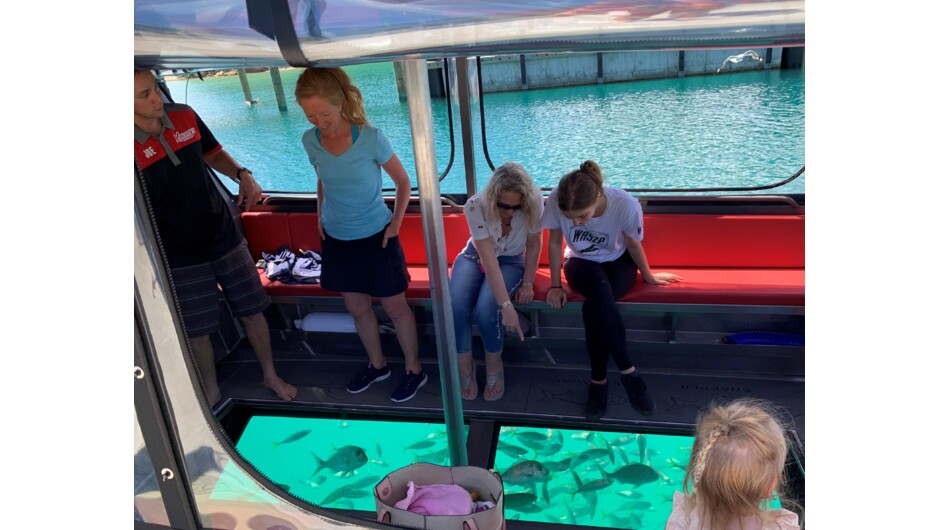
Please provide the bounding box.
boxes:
[272,429,312,448]
[614,446,631,465]
[310,445,368,477]
[405,439,436,451]
[665,457,689,470]
[320,482,373,506]
[615,489,644,499]
[570,470,614,496]
[601,463,660,487]
[541,456,573,473]
[504,492,539,510]
[588,432,610,451]
[497,442,530,458]
[502,460,551,486]
[563,498,579,526]
[415,447,450,464]
[533,429,564,457]
[608,433,638,447]
[570,448,613,470]
[513,431,549,444]
[621,500,653,511]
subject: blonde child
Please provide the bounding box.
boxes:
[666,398,803,530]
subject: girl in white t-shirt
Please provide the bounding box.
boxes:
[450,162,544,401]
[541,160,682,419]
[666,398,803,530]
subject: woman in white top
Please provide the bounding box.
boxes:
[541,160,681,419]
[450,162,543,401]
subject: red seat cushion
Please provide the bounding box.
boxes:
[242,212,292,260]
[287,213,322,253]
[643,214,804,268]
[532,267,803,306]
[247,211,805,308]
[256,270,341,297]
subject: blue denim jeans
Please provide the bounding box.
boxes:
[449,241,526,354]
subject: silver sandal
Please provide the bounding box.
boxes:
[458,354,478,400]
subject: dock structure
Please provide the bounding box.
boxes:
[395,47,801,99]
[236,68,256,105]
[234,67,289,111]
[269,68,288,111]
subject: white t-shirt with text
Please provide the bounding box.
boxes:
[540,186,644,263]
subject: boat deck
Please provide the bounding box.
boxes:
[212,331,805,440]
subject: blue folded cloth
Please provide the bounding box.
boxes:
[261,244,296,283]
[292,249,322,284]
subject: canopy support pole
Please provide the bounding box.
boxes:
[403,59,467,467]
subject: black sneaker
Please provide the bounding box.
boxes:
[584,382,608,420]
[390,370,428,403]
[346,363,391,394]
[622,372,656,416]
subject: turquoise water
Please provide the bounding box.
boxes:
[494,427,692,528]
[226,415,697,528]
[164,63,804,195]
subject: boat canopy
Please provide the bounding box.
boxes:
[135,0,805,70]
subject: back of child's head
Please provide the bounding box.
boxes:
[684,398,789,528]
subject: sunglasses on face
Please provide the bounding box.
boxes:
[496,202,523,211]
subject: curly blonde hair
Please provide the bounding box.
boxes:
[294,67,368,126]
[480,161,542,233]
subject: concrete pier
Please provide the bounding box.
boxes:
[396,47,797,98]
[269,67,288,111]
[237,68,257,105]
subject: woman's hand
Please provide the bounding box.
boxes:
[514,284,535,305]
[643,272,684,285]
[546,286,567,309]
[382,223,400,248]
[501,304,525,341]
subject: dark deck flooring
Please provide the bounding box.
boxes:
[208,331,804,529]
[212,332,804,440]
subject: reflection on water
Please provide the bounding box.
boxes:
[222,416,695,529]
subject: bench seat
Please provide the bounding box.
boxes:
[242,209,804,308]
[532,267,804,306]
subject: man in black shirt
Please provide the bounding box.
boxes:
[134,69,296,405]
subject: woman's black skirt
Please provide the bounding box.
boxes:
[319,225,410,297]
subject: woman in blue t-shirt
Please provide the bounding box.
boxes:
[295,67,426,403]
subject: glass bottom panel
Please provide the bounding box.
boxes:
[495,426,693,529]
[218,412,800,529]
[228,415,465,511]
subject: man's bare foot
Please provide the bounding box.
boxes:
[264,375,298,401]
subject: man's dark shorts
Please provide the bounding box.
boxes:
[170,241,270,337]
